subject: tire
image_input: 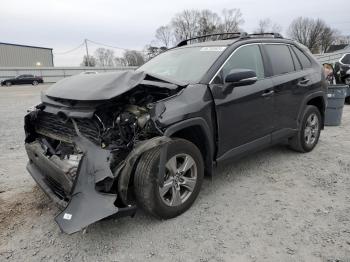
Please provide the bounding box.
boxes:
[288,105,322,153]
[32,80,38,86]
[134,138,204,219]
[5,81,11,87]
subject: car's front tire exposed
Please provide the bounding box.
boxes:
[134,138,204,219]
[289,105,322,152]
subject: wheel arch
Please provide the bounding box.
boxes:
[306,96,326,128]
[298,92,326,129]
[164,117,215,177]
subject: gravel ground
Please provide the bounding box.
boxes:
[0,85,350,262]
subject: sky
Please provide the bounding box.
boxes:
[1,0,349,66]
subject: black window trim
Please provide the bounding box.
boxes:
[209,43,266,84]
[290,45,312,69]
[262,43,308,77]
[262,42,298,78]
[288,45,302,72]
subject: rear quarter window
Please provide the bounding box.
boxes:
[292,46,312,68]
[289,47,302,71]
[264,44,295,75]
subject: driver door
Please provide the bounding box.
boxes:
[209,44,274,160]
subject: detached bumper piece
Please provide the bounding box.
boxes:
[25,136,136,234]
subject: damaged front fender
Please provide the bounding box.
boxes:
[54,134,117,234]
[55,135,171,234]
[116,136,172,205]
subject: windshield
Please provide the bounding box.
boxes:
[137,46,226,83]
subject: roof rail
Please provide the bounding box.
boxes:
[176,32,248,47]
[247,32,283,39]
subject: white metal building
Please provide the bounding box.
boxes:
[0,42,53,67]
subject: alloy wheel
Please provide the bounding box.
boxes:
[159,154,197,207]
[304,113,319,145]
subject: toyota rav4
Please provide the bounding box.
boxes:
[24,32,327,234]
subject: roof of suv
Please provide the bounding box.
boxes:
[187,39,238,47]
[178,37,296,49]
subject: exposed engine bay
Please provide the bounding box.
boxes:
[24,71,183,233]
[32,86,170,179]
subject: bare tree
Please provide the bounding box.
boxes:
[219,8,244,33]
[153,8,244,46]
[254,18,282,34]
[155,26,173,48]
[114,57,128,67]
[287,17,336,53]
[319,26,338,53]
[122,50,145,66]
[171,10,200,42]
[197,10,221,36]
[94,48,115,67]
[144,45,167,61]
[80,55,96,67]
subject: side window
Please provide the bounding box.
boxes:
[292,46,312,68]
[289,47,302,71]
[340,54,350,65]
[265,44,295,75]
[221,44,265,81]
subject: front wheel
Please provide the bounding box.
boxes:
[288,105,322,152]
[134,138,204,219]
[5,81,11,87]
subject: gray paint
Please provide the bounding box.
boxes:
[0,43,53,67]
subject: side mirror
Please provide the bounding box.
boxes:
[225,69,257,87]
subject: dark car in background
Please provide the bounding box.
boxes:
[24,32,327,234]
[1,74,43,86]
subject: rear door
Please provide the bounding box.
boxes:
[262,44,311,134]
[210,44,275,159]
[15,75,26,84]
[24,74,35,84]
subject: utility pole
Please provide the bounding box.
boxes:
[84,39,90,67]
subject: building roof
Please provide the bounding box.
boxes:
[326,44,349,53]
[0,42,52,50]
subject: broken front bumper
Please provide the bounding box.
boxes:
[25,136,136,234]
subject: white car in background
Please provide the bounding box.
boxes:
[80,71,98,75]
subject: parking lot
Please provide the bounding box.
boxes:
[0,84,349,261]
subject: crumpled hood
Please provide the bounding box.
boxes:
[45,70,173,101]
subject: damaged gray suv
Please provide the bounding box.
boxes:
[24,33,327,234]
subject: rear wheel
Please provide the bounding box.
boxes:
[134,138,204,219]
[32,80,38,86]
[288,105,321,152]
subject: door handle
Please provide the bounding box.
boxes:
[298,78,310,85]
[261,90,274,97]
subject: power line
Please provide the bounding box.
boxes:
[86,39,147,53]
[53,42,85,55]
